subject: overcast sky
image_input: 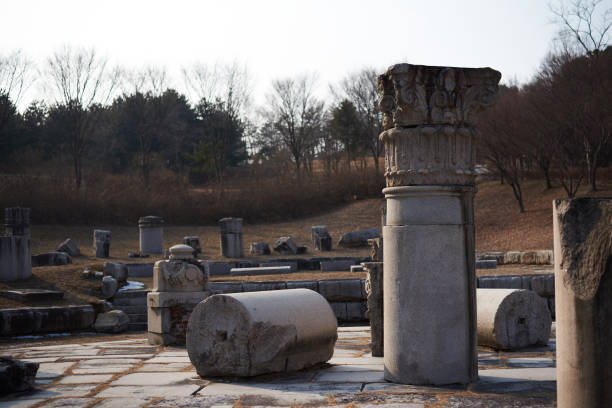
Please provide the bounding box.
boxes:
[3,0,562,110]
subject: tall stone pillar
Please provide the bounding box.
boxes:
[553,198,612,407]
[5,207,30,238]
[378,64,500,385]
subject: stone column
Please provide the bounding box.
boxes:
[138,216,164,254]
[219,217,244,258]
[378,64,500,385]
[363,262,384,357]
[93,230,111,258]
[4,207,30,238]
[553,198,612,407]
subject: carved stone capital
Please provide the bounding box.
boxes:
[381,125,478,186]
[377,64,501,129]
[153,260,209,292]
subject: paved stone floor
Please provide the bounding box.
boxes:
[0,326,557,407]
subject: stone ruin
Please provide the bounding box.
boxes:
[139,215,164,254]
[93,229,111,258]
[147,244,211,346]
[219,217,243,258]
[378,63,500,384]
[0,207,32,282]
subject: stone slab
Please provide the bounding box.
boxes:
[126,263,154,277]
[0,289,63,302]
[229,266,292,276]
[35,362,74,378]
[58,374,113,384]
[96,385,201,398]
[111,371,198,386]
[257,261,298,272]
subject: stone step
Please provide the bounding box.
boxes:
[114,290,150,299]
[128,313,147,323]
[127,322,148,332]
[112,296,147,306]
[115,305,147,314]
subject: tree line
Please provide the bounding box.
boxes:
[0,47,384,189]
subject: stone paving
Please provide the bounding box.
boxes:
[0,326,557,407]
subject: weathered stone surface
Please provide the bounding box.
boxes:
[4,207,30,237]
[139,216,164,254]
[93,310,130,333]
[363,262,384,357]
[522,274,555,297]
[31,251,72,267]
[273,237,298,255]
[56,238,80,256]
[379,63,499,385]
[0,305,95,335]
[478,275,523,289]
[210,281,243,294]
[0,357,39,395]
[242,281,287,292]
[90,300,113,314]
[183,236,201,255]
[152,256,208,293]
[320,259,357,272]
[477,289,551,350]
[93,229,111,258]
[104,262,128,283]
[102,276,119,299]
[249,242,270,255]
[338,228,379,248]
[318,279,364,302]
[475,259,497,269]
[312,226,332,251]
[0,289,63,302]
[219,217,243,258]
[186,289,337,376]
[350,265,364,272]
[0,236,31,281]
[553,198,612,407]
[126,263,154,277]
[230,266,291,276]
[286,280,318,291]
[368,237,383,262]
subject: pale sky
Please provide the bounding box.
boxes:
[2,0,561,110]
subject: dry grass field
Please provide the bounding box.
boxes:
[2,176,611,308]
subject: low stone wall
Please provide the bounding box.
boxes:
[0,305,95,336]
[476,250,553,265]
[203,256,370,276]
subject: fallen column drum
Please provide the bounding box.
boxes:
[186,288,337,377]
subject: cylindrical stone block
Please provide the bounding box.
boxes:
[93,229,111,258]
[4,207,30,238]
[477,288,551,350]
[139,216,164,254]
[554,198,612,408]
[187,288,337,377]
[219,217,243,258]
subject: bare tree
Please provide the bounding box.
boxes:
[332,68,384,175]
[0,50,34,106]
[260,74,325,178]
[123,65,170,95]
[44,46,121,188]
[550,0,612,56]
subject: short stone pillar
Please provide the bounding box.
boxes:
[477,288,551,350]
[4,207,30,238]
[93,230,111,258]
[312,226,332,251]
[363,262,384,357]
[187,289,337,377]
[0,207,32,282]
[553,198,612,407]
[219,217,243,258]
[139,216,164,254]
[147,244,210,346]
[378,63,500,385]
[183,236,201,256]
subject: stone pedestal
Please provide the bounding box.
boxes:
[183,236,201,256]
[93,230,110,258]
[139,216,164,254]
[363,262,383,357]
[378,63,500,385]
[553,198,612,407]
[147,244,210,346]
[219,217,243,258]
[312,226,332,251]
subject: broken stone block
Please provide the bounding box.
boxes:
[186,289,337,376]
[102,276,118,299]
[93,230,111,258]
[31,251,72,267]
[249,242,270,255]
[273,237,298,255]
[93,310,130,333]
[183,236,201,255]
[0,289,63,302]
[56,238,80,256]
[312,226,332,251]
[104,262,128,283]
[139,216,164,254]
[477,288,551,350]
[90,300,113,314]
[0,357,39,395]
[337,228,380,248]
